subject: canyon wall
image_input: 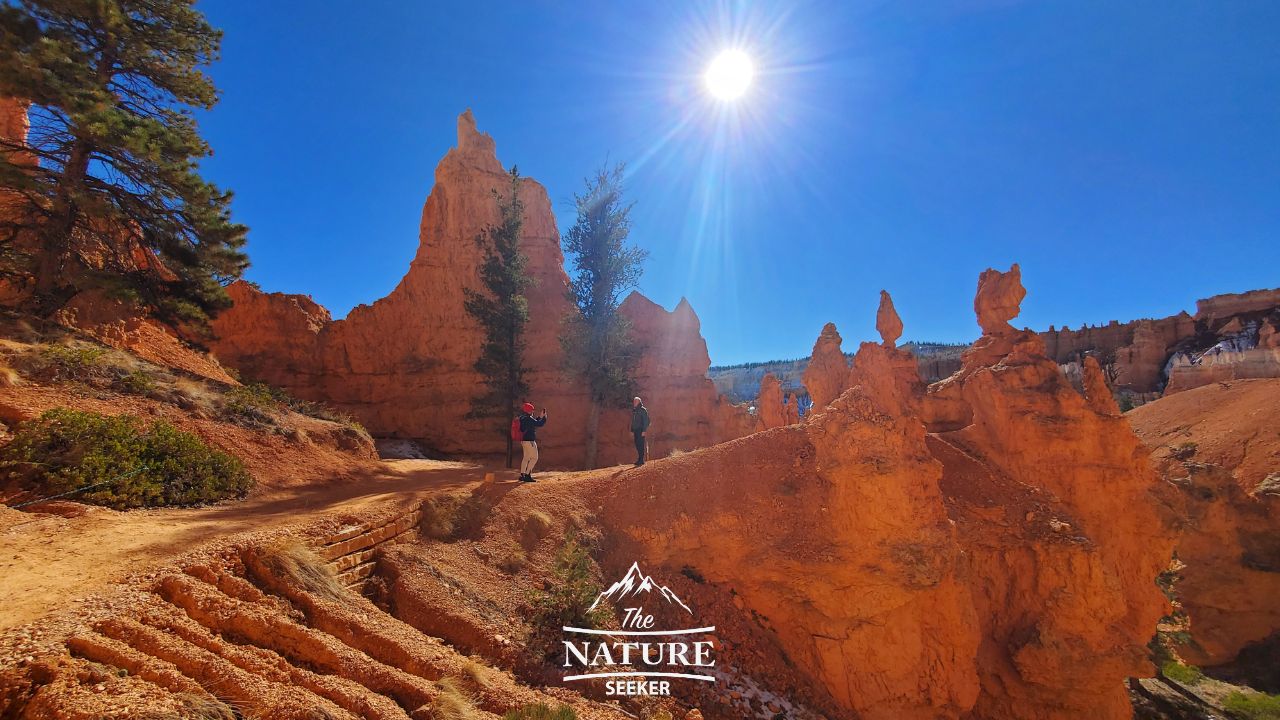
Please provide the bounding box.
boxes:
[599,269,1174,719]
[210,111,751,468]
[1039,289,1280,397]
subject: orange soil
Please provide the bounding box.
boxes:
[1127,377,1280,492]
[0,459,492,633]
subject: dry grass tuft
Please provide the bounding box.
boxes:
[519,510,553,549]
[258,540,347,601]
[460,658,493,689]
[433,676,484,720]
[502,703,578,720]
[0,363,21,387]
[175,692,237,720]
[420,494,466,540]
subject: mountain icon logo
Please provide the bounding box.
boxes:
[589,561,693,615]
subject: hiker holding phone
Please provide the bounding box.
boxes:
[516,402,547,482]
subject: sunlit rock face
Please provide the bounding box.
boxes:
[1129,378,1280,669]
[801,322,849,414]
[1039,287,1280,397]
[754,372,785,430]
[598,267,1174,720]
[209,111,750,467]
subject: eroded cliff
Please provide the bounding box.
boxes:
[210,112,750,467]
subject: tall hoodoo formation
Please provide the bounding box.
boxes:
[1082,354,1120,416]
[974,262,1026,335]
[875,289,903,348]
[925,264,1174,719]
[598,265,1174,720]
[209,112,750,467]
[784,391,800,425]
[801,322,849,413]
[754,372,786,430]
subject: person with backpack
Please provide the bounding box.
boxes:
[515,402,547,482]
[631,396,650,466]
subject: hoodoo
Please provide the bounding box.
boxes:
[595,267,1175,719]
[210,112,751,468]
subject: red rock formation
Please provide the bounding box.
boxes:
[210,112,749,467]
[54,290,237,384]
[875,289,902,348]
[598,267,1174,719]
[597,292,754,464]
[600,343,982,720]
[1038,287,1280,396]
[1195,288,1280,320]
[1082,355,1120,416]
[974,263,1026,335]
[1129,379,1280,667]
[783,391,800,425]
[926,265,1174,720]
[800,322,848,413]
[0,97,37,304]
[0,96,34,170]
[1164,314,1280,393]
[754,372,785,430]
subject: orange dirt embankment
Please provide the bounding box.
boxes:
[0,464,637,720]
[0,459,483,633]
[1127,378,1280,666]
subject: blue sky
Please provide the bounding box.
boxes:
[197,1,1280,366]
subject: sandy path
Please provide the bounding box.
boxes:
[0,459,499,632]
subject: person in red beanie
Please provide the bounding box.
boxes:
[517,401,548,482]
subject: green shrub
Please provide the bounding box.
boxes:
[222,382,281,425]
[285,396,371,437]
[222,382,370,437]
[526,533,611,654]
[116,369,158,395]
[37,344,110,381]
[1,408,252,509]
[1224,691,1280,720]
[503,703,577,720]
[1160,660,1203,684]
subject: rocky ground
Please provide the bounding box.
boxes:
[0,272,1276,720]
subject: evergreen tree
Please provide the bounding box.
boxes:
[560,164,647,469]
[464,167,530,467]
[0,0,247,326]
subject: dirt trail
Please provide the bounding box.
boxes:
[0,459,500,632]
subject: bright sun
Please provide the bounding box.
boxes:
[704,49,754,101]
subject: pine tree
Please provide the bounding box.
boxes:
[0,0,247,326]
[464,167,530,467]
[560,164,647,469]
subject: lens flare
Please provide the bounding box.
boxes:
[704,49,754,100]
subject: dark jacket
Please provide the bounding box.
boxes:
[519,412,546,441]
[631,405,650,433]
